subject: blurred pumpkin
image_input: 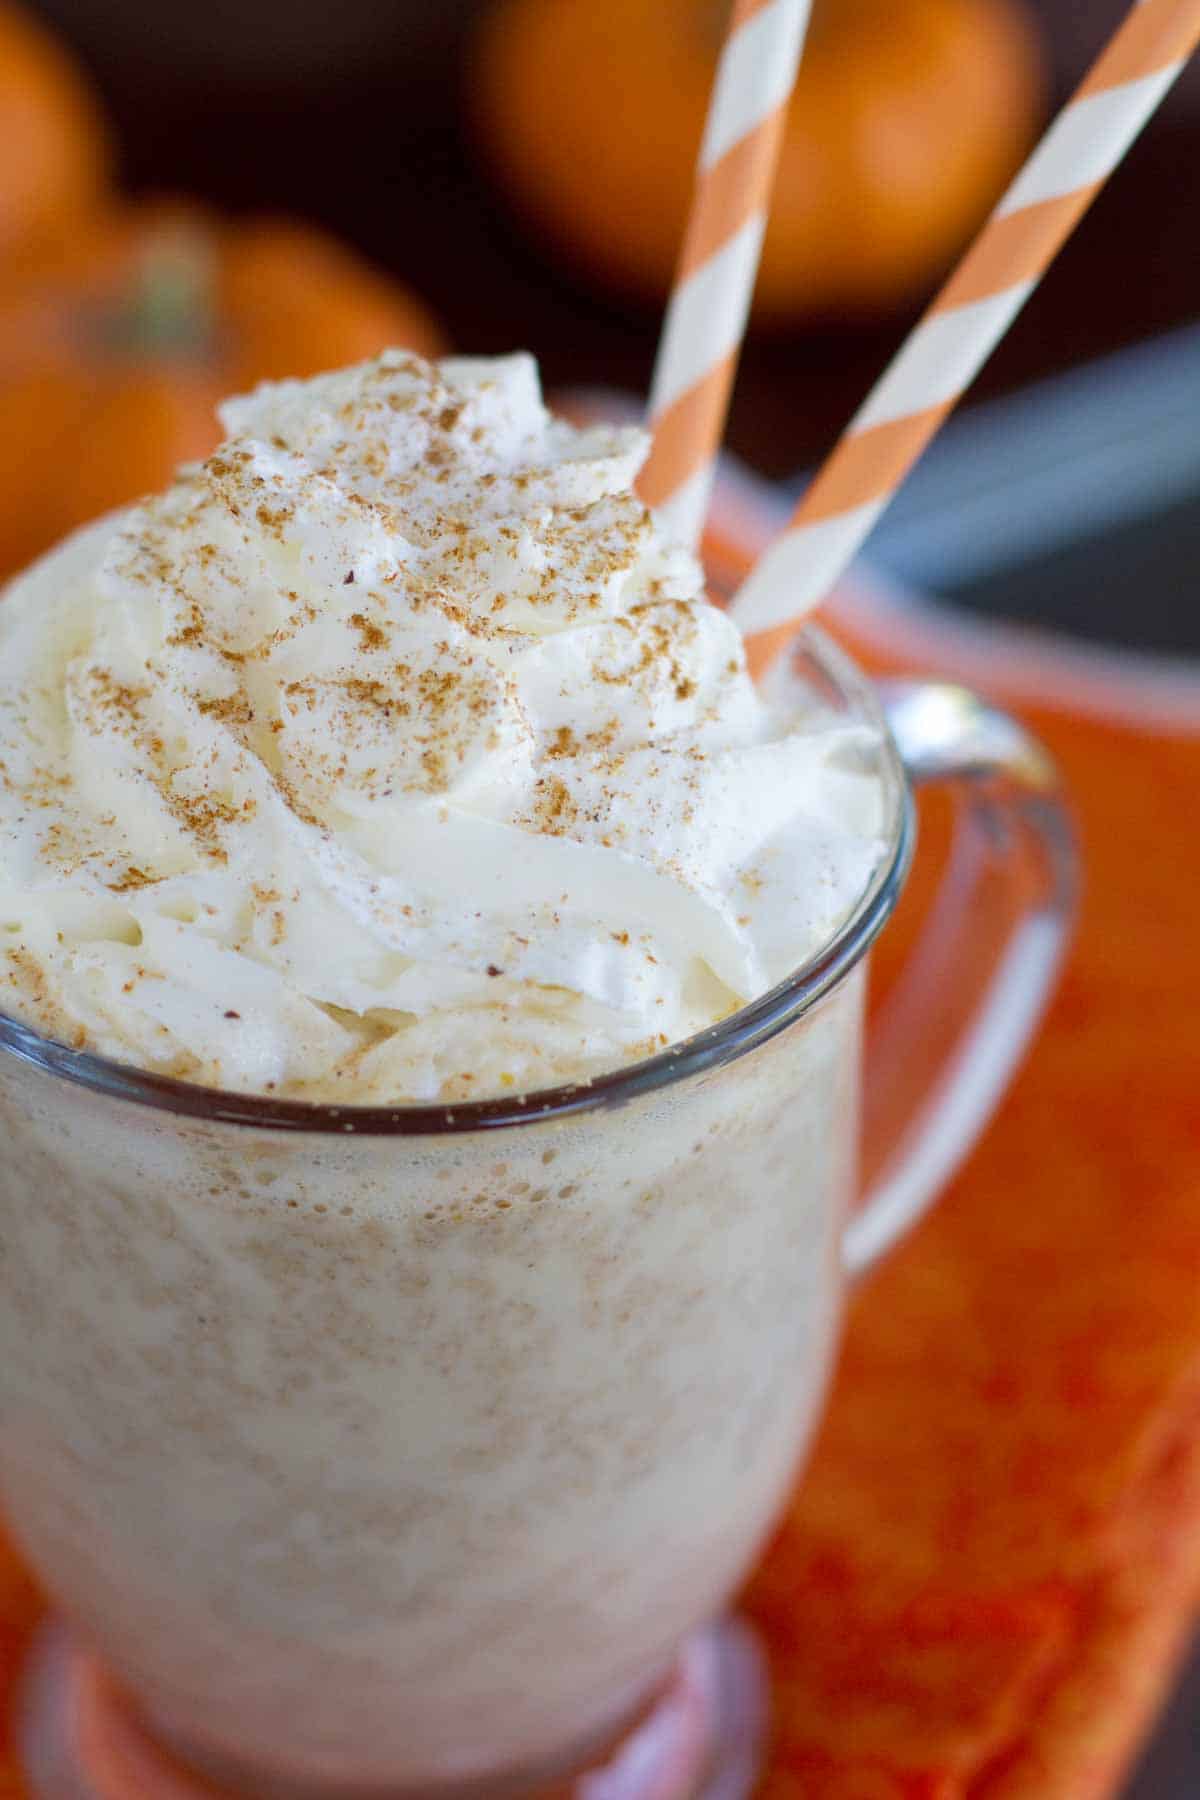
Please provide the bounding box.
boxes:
[471,0,1045,322]
[0,202,447,578]
[0,0,110,263]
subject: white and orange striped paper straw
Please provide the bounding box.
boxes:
[636,0,812,549]
[732,0,1200,676]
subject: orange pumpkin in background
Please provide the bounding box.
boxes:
[0,0,110,263]
[472,0,1046,322]
[0,202,447,580]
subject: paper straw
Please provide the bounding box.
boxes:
[732,0,1200,676]
[636,0,812,549]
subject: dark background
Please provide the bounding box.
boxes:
[24,0,1200,481]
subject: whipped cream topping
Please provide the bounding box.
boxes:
[0,353,888,1100]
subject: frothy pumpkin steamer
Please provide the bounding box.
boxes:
[0,352,893,1797]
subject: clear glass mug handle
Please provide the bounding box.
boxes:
[845,682,1079,1279]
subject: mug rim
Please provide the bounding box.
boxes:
[0,629,913,1136]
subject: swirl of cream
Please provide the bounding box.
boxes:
[0,353,887,1099]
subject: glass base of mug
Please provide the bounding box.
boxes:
[19,1616,766,1800]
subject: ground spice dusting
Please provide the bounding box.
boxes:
[341,679,394,712]
[163,792,242,861]
[0,351,823,1100]
[349,612,387,650]
[196,694,254,726]
[532,776,577,835]
[86,669,151,720]
[421,747,447,788]
[108,866,160,893]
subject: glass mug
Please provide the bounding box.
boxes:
[0,632,1075,1800]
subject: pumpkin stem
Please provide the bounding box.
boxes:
[109,224,216,357]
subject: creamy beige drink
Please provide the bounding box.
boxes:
[0,979,864,1794]
[0,354,892,1795]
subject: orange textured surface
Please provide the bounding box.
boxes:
[0,529,1197,1795]
[743,576,1200,1788]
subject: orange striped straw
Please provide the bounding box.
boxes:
[732,0,1200,677]
[636,0,812,548]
